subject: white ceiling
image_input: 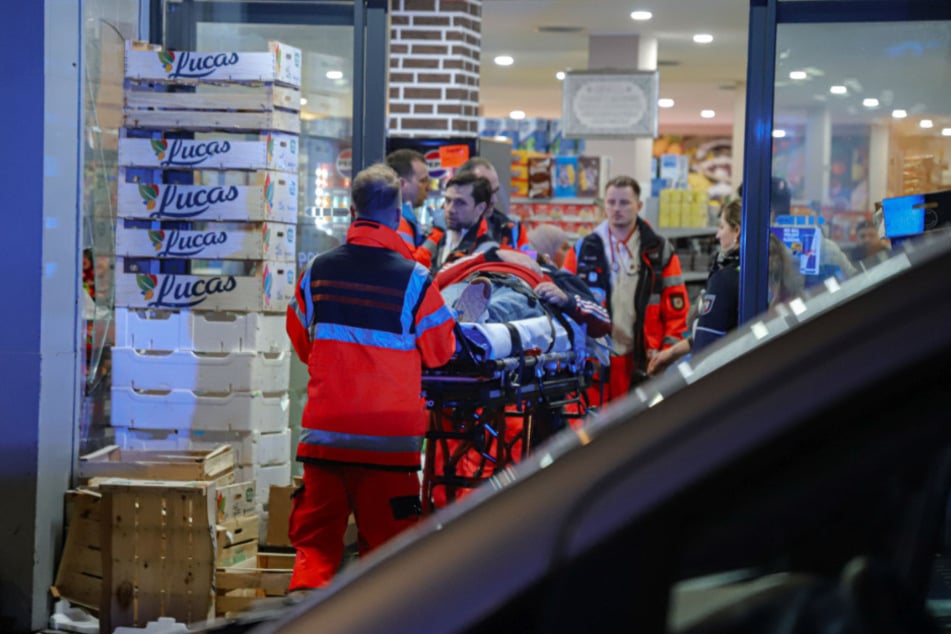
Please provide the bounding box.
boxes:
[478,0,750,131]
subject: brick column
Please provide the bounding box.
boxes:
[389,0,481,137]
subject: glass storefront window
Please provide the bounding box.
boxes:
[771,19,950,290]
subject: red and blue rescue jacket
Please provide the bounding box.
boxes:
[287,219,456,470]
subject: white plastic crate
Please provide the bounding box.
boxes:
[112,348,290,392]
[111,387,289,433]
[235,462,293,495]
[115,308,288,353]
[117,172,297,224]
[114,258,295,313]
[116,220,295,262]
[125,40,301,87]
[113,427,291,468]
[118,133,298,173]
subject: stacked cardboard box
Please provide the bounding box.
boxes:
[110,40,301,505]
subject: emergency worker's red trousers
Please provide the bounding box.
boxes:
[288,462,422,590]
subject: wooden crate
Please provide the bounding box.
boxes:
[115,219,295,262]
[216,551,295,617]
[125,83,301,135]
[79,444,234,482]
[52,490,103,613]
[116,171,297,224]
[98,479,218,632]
[118,133,298,173]
[216,514,259,568]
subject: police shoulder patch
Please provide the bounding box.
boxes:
[671,293,686,311]
[700,293,716,315]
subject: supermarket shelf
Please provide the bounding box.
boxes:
[511,197,598,205]
[525,215,599,223]
[660,226,717,239]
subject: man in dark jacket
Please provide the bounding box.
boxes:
[458,157,527,249]
[564,175,689,401]
[431,171,498,272]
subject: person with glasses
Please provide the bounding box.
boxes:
[458,157,528,249]
[564,175,689,402]
[386,149,445,267]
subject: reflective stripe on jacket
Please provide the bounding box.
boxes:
[287,219,456,469]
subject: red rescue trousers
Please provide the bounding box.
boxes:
[585,353,635,408]
[288,462,422,590]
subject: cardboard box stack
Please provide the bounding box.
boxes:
[110,40,301,509]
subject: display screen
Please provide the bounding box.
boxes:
[882,194,926,238]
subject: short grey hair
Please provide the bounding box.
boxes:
[351,163,401,220]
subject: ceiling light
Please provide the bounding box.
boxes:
[326,70,343,80]
[693,34,714,44]
[658,98,675,108]
[892,109,908,119]
[789,71,807,80]
[943,128,951,137]
[556,71,566,80]
[773,129,787,138]
[630,10,652,20]
[494,55,514,66]
[862,98,879,108]
[510,110,526,120]
[300,97,308,106]
[829,85,847,95]
[700,109,715,119]
[919,119,934,129]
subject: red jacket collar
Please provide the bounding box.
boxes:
[347,219,415,260]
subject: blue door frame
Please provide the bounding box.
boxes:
[740,0,951,323]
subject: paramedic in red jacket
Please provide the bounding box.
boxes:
[285,163,456,590]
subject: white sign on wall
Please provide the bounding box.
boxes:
[561,71,659,139]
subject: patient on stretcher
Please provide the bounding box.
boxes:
[434,247,611,362]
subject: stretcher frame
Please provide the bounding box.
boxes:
[421,346,593,513]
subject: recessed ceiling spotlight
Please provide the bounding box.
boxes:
[789,71,807,80]
[510,110,526,120]
[773,129,787,138]
[920,119,934,129]
[658,98,675,108]
[829,85,847,95]
[862,98,880,108]
[494,55,514,66]
[630,10,652,20]
[693,34,714,44]
[943,128,951,137]
[300,97,308,106]
[700,109,715,119]
[892,109,908,119]
[326,70,343,80]
[556,71,566,80]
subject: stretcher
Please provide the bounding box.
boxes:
[420,314,595,513]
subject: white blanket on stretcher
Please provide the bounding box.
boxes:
[458,315,571,361]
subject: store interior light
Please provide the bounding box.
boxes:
[789,70,807,80]
[494,55,515,66]
[829,85,848,95]
[943,128,951,137]
[700,109,715,119]
[300,97,308,106]
[510,110,526,120]
[693,34,714,44]
[862,98,879,108]
[773,129,787,138]
[630,10,653,21]
[326,70,343,80]
[658,98,675,108]
[919,119,934,129]
[556,71,566,80]
[892,109,908,119]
